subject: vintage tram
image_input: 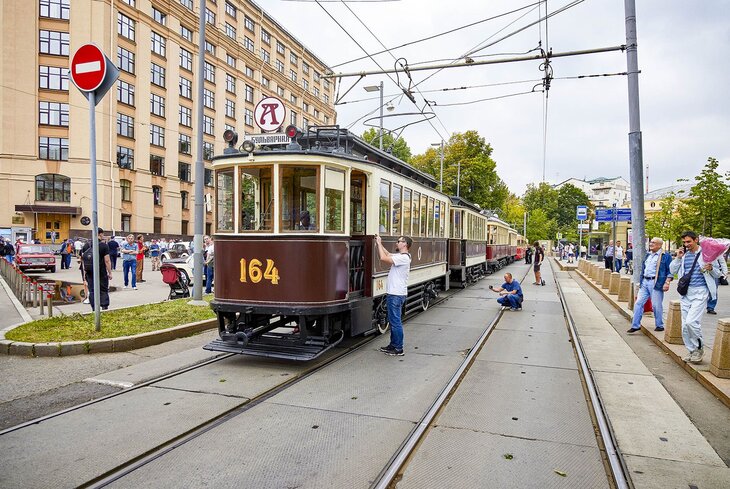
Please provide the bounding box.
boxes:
[448,197,487,287]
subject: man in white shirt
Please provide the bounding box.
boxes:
[614,241,625,273]
[375,234,412,356]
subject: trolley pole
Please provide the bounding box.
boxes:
[625,0,646,284]
[191,7,206,304]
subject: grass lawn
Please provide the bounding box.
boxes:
[5,296,216,343]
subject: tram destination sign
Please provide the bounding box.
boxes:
[248,133,289,145]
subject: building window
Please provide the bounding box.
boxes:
[180,0,192,10]
[179,48,192,71]
[117,13,135,41]
[324,94,329,104]
[261,28,271,44]
[275,59,284,73]
[203,142,214,160]
[290,94,297,105]
[225,23,236,39]
[35,174,70,202]
[179,106,192,127]
[313,108,320,118]
[117,80,135,106]
[203,88,215,109]
[40,0,70,20]
[260,49,270,63]
[179,134,191,155]
[204,62,215,83]
[277,41,285,55]
[150,124,165,147]
[204,168,214,186]
[244,16,254,31]
[244,108,253,126]
[314,71,321,83]
[117,146,134,169]
[39,30,69,56]
[179,77,192,99]
[181,191,189,210]
[314,87,320,97]
[289,70,297,82]
[244,36,254,52]
[151,32,166,57]
[225,1,237,18]
[39,101,69,126]
[261,76,270,88]
[290,111,297,126]
[122,214,131,233]
[245,84,254,103]
[181,220,188,234]
[150,93,165,117]
[324,79,330,91]
[152,7,166,26]
[245,66,254,78]
[150,155,165,176]
[226,73,236,92]
[120,179,132,201]
[153,186,162,206]
[290,53,298,66]
[302,102,309,114]
[151,63,166,87]
[324,115,329,124]
[117,113,134,138]
[39,66,68,90]
[117,47,135,74]
[38,137,68,161]
[180,25,193,42]
[203,115,214,135]
[205,41,216,56]
[226,54,236,68]
[178,162,191,182]
[154,217,162,234]
[303,118,309,130]
[205,8,215,25]
[277,86,285,97]
[301,79,309,91]
[225,99,235,118]
[120,0,135,6]
[302,62,309,75]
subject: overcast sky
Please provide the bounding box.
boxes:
[262,0,729,196]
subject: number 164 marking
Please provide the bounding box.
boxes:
[240,258,280,285]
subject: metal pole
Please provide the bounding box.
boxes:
[523,212,527,241]
[579,226,583,260]
[439,140,444,191]
[625,0,645,285]
[90,90,101,331]
[456,162,461,197]
[612,203,618,272]
[379,80,383,150]
[191,5,206,302]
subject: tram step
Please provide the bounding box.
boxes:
[203,334,340,361]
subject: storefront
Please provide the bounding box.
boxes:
[14,205,82,244]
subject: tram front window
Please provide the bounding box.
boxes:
[281,166,318,232]
[216,169,234,232]
[240,166,273,232]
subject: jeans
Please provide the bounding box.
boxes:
[498,294,523,309]
[205,266,214,294]
[614,259,623,272]
[387,294,406,350]
[707,278,719,311]
[123,259,137,287]
[86,273,110,309]
[681,286,709,352]
[109,253,117,270]
[605,256,613,270]
[632,278,665,329]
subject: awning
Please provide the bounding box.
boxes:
[15,205,82,215]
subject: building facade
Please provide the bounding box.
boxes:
[554,176,631,209]
[0,0,336,243]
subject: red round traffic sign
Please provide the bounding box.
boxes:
[70,44,107,92]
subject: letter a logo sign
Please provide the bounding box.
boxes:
[254,96,286,132]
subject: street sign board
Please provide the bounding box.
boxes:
[578,223,590,230]
[576,205,588,220]
[71,44,107,92]
[595,208,632,222]
[248,132,289,145]
[254,96,286,132]
[556,233,563,240]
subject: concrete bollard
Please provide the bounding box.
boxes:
[618,276,631,302]
[663,300,683,344]
[39,287,44,315]
[609,272,620,295]
[601,268,612,289]
[710,318,730,378]
[47,294,53,317]
[592,263,601,281]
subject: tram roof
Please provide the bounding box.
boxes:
[449,196,483,213]
[212,126,439,190]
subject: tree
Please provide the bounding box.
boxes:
[555,184,591,228]
[522,182,559,217]
[525,208,557,243]
[680,157,730,237]
[645,193,686,248]
[361,128,412,162]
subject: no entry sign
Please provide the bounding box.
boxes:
[71,44,107,92]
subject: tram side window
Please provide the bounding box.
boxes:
[379,180,390,234]
[434,201,441,238]
[402,188,412,236]
[419,194,427,237]
[281,166,318,232]
[239,166,272,232]
[412,191,420,237]
[216,168,234,232]
[324,168,344,233]
[392,184,402,236]
[452,210,462,239]
[427,197,434,238]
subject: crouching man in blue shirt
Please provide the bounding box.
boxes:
[491,273,524,311]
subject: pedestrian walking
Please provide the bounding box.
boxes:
[74,238,83,257]
[3,239,14,263]
[59,238,69,269]
[707,256,728,315]
[149,239,161,271]
[81,228,112,310]
[107,236,120,270]
[670,231,722,364]
[121,234,138,289]
[614,241,624,272]
[135,234,147,283]
[532,241,545,286]
[204,236,215,294]
[491,272,524,311]
[604,240,614,270]
[627,237,672,333]
[375,234,412,356]
[524,246,532,264]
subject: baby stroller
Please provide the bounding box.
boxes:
[160,263,190,299]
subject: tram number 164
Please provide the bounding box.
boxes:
[240,258,280,285]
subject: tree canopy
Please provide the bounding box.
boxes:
[361,128,412,163]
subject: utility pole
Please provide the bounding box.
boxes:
[379,80,383,150]
[625,0,646,285]
[191,5,206,303]
[439,140,444,191]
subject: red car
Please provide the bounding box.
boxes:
[15,244,56,273]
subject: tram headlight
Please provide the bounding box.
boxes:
[285,125,302,150]
[241,140,256,154]
[223,129,238,147]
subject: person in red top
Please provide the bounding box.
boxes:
[135,234,147,283]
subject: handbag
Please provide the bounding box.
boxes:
[677,253,700,296]
[720,276,729,286]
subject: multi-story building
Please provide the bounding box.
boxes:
[554,176,631,209]
[0,0,336,243]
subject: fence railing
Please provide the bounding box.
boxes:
[0,258,52,318]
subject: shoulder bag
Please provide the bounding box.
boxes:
[677,253,700,296]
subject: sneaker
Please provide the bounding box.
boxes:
[654,327,665,332]
[541,279,546,286]
[123,285,129,289]
[690,348,704,364]
[132,286,137,290]
[379,345,396,353]
[707,309,717,315]
[510,307,517,312]
[384,348,404,356]
[82,298,90,304]
[683,352,693,362]
[626,327,640,333]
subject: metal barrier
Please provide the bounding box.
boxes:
[0,257,52,317]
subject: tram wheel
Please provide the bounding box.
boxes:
[422,282,437,311]
[374,299,389,334]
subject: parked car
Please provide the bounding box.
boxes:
[161,243,189,262]
[15,244,56,273]
[166,254,205,286]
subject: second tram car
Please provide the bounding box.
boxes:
[448,197,487,287]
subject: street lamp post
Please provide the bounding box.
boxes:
[364,82,384,150]
[431,141,444,191]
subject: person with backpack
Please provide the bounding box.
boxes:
[4,239,15,263]
[81,228,112,310]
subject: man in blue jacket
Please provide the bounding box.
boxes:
[627,237,672,333]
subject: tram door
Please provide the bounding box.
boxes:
[350,172,366,235]
[348,172,368,296]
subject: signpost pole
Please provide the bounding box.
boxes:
[191,8,206,303]
[89,91,101,331]
[612,203,618,272]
